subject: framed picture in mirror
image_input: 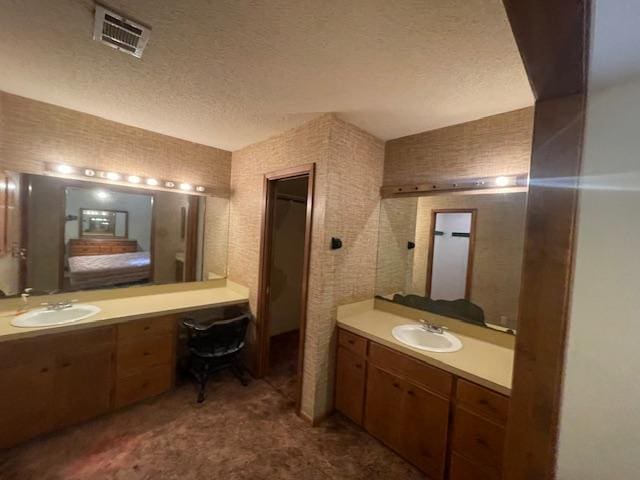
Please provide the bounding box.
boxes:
[79,209,129,238]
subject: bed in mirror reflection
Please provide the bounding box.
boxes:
[0,172,230,298]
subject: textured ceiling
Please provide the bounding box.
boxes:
[0,0,532,150]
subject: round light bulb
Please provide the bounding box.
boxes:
[495,176,510,187]
[57,164,74,175]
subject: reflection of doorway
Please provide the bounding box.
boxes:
[426,209,476,300]
[257,164,314,411]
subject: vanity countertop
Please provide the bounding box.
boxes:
[337,300,514,395]
[0,282,249,343]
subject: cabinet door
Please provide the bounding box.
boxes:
[449,453,500,480]
[0,359,55,449]
[364,365,405,452]
[54,345,114,428]
[452,407,505,473]
[335,346,366,425]
[402,383,450,479]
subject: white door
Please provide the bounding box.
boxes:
[430,212,473,301]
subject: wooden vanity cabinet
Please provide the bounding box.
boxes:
[0,327,116,449]
[52,327,115,429]
[334,345,366,425]
[0,314,179,450]
[450,379,509,479]
[115,315,176,408]
[365,344,451,480]
[334,328,510,480]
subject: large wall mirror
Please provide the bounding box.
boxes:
[0,172,229,297]
[375,190,527,333]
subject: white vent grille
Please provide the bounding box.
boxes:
[93,5,150,58]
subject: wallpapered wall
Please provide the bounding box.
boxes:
[228,114,384,420]
[384,107,534,186]
[0,92,232,195]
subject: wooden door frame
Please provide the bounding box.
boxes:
[425,208,477,300]
[183,194,200,282]
[256,163,315,414]
[501,1,590,478]
[18,174,29,293]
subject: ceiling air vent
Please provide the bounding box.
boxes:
[93,5,151,58]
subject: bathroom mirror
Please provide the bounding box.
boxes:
[375,191,527,332]
[0,172,230,297]
[79,208,128,238]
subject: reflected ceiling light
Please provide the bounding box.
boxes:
[95,190,109,200]
[105,172,121,181]
[195,186,205,192]
[57,164,75,175]
[495,176,510,187]
[127,175,141,184]
[165,181,175,188]
[179,183,193,191]
[146,178,159,186]
[84,169,96,177]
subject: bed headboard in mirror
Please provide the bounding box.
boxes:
[0,171,230,298]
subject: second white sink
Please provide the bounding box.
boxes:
[12,304,101,328]
[392,324,462,353]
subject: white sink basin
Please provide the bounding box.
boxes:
[392,324,462,353]
[11,304,101,328]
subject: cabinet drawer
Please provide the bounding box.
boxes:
[456,379,509,423]
[337,329,368,357]
[449,452,500,480]
[368,343,452,398]
[117,316,175,342]
[117,333,174,376]
[452,407,505,471]
[115,364,173,408]
[335,346,366,425]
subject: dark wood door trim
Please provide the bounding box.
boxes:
[183,194,199,282]
[425,208,477,300]
[256,163,315,415]
[501,1,590,478]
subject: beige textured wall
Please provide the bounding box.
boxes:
[383,107,534,186]
[0,92,231,195]
[375,196,418,295]
[376,193,526,329]
[202,196,230,279]
[228,114,384,420]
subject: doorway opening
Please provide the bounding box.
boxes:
[257,164,314,412]
[426,209,477,300]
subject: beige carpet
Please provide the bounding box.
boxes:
[0,373,425,480]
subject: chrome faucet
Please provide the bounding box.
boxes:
[18,288,71,314]
[418,318,447,334]
[41,301,75,311]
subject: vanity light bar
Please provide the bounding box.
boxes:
[380,174,529,197]
[45,163,209,194]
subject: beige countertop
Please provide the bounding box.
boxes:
[0,281,249,343]
[337,300,514,395]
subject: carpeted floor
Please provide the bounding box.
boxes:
[264,330,300,404]
[0,372,425,480]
